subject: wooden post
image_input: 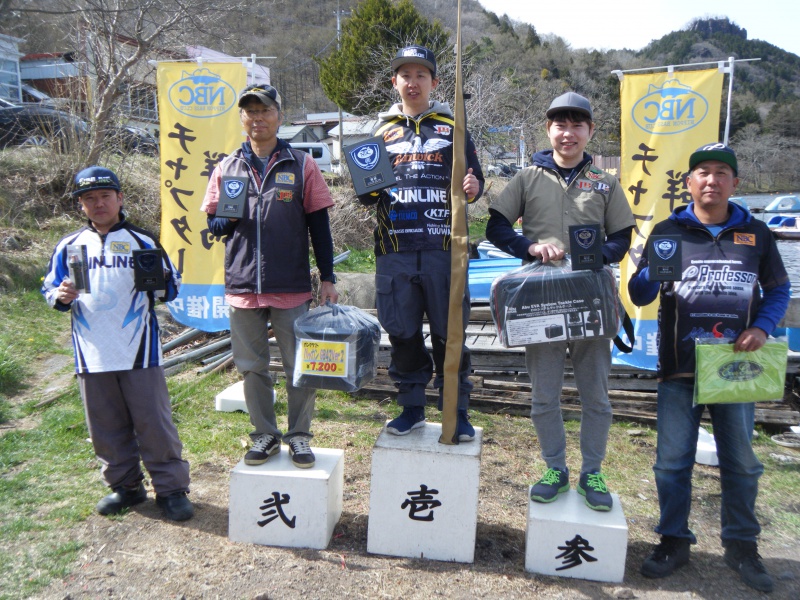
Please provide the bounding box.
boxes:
[440,0,467,445]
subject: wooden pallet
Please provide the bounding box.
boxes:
[262,319,800,430]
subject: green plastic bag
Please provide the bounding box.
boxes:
[694,338,788,405]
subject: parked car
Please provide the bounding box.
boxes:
[0,97,89,150]
[486,162,513,178]
[289,142,333,172]
[104,124,159,156]
[20,84,71,109]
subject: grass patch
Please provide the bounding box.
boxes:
[469,213,489,241]
[0,385,97,597]
[335,246,376,273]
[0,344,26,400]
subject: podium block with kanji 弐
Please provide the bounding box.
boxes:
[228,447,344,550]
[367,422,483,563]
[525,489,628,582]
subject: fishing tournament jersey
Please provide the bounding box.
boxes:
[647,203,789,379]
[369,100,484,255]
[41,216,180,374]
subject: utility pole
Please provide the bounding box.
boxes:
[335,0,350,171]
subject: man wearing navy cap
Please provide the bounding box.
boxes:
[486,91,634,512]
[201,84,338,469]
[629,143,790,592]
[358,45,484,440]
[42,166,193,521]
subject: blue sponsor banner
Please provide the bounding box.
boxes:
[167,283,230,332]
[612,317,659,370]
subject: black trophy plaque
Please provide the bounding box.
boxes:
[569,224,603,271]
[215,176,249,219]
[648,235,682,281]
[66,244,91,293]
[133,249,166,292]
[344,135,397,196]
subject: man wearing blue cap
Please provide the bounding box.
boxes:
[42,166,193,521]
[486,91,634,512]
[358,45,484,440]
[629,143,790,592]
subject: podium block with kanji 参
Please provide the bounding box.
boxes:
[525,489,628,582]
[228,447,343,549]
[367,422,482,563]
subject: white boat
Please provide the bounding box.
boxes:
[767,214,800,240]
[764,194,800,213]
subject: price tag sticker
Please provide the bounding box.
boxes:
[298,339,349,378]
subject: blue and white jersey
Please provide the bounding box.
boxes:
[42,216,180,373]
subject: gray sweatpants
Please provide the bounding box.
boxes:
[229,302,315,442]
[78,367,190,496]
[524,338,612,474]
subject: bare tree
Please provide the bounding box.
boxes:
[6,0,249,164]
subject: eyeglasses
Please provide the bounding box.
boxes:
[242,107,278,119]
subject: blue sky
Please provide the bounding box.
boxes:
[477,0,800,58]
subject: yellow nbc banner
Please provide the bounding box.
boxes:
[615,68,724,369]
[158,63,247,331]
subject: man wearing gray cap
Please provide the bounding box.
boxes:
[486,92,634,511]
[201,84,339,469]
[629,143,789,592]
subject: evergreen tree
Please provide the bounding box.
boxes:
[317,0,449,115]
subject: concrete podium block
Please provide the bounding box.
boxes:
[215,380,247,412]
[367,422,482,563]
[229,447,344,549]
[216,382,277,413]
[695,427,719,466]
[525,489,628,582]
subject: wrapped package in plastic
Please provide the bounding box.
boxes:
[293,302,382,392]
[489,257,620,348]
[694,337,788,405]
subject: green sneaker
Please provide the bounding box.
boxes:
[578,471,612,511]
[530,468,569,503]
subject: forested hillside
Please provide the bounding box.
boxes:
[2,0,798,190]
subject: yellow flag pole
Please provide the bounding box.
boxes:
[439,0,467,445]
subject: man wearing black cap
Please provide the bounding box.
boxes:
[358,45,484,440]
[486,91,634,511]
[42,166,193,521]
[201,84,339,469]
[629,143,790,592]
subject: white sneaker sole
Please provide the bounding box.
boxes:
[386,420,426,436]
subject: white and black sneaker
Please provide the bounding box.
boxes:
[287,436,315,469]
[244,433,280,465]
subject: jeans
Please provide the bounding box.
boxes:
[654,379,764,544]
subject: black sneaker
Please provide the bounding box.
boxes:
[287,436,315,469]
[724,540,774,593]
[530,468,569,503]
[155,491,194,521]
[457,410,475,442]
[244,433,280,465]
[386,406,425,435]
[640,536,691,578]
[578,471,613,511]
[96,482,147,516]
